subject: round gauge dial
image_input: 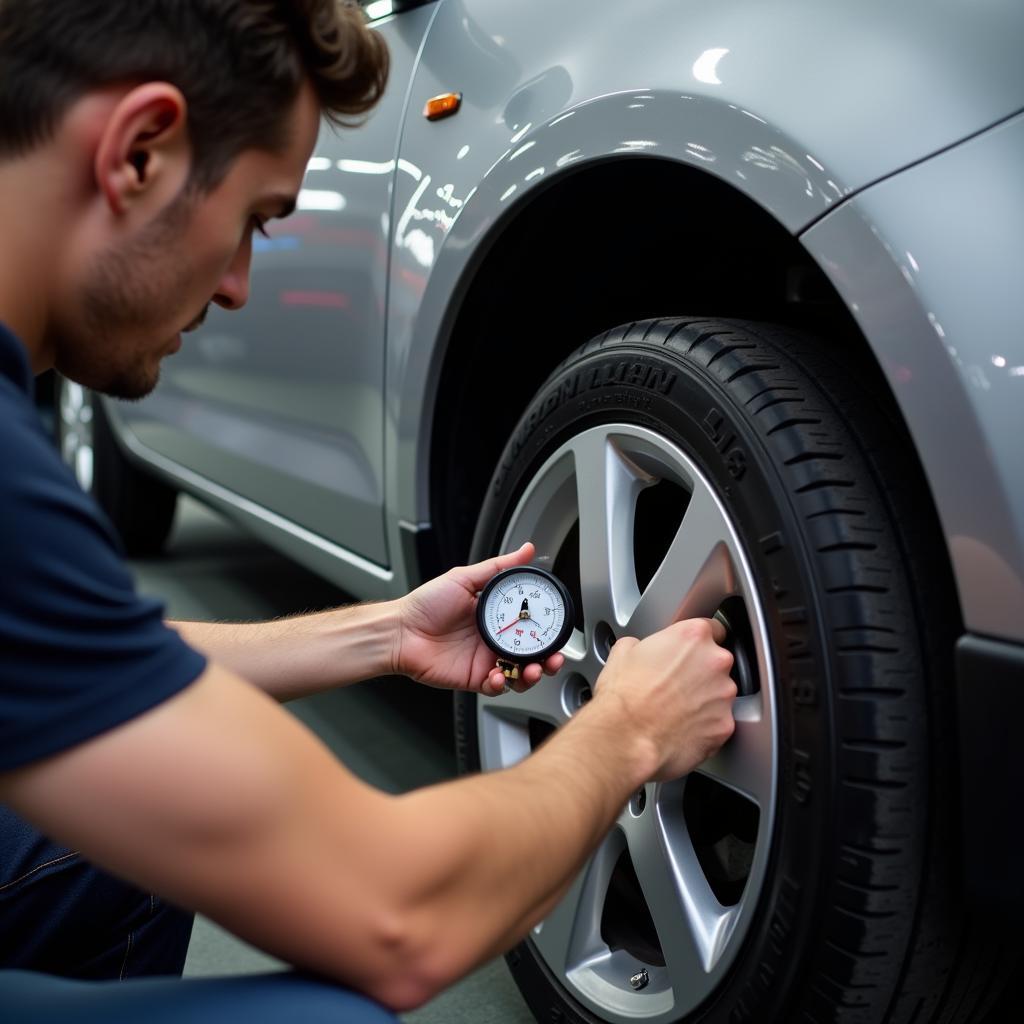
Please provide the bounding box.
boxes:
[476,566,575,664]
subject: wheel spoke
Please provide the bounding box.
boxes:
[693,695,772,806]
[571,429,648,632]
[480,673,572,729]
[532,831,623,975]
[500,450,578,561]
[476,673,573,772]
[627,800,731,995]
[626,484,737,637]
[562,629,588,664]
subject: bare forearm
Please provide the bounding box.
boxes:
[384,695,654,986]
[0,623,726,1011]
[171,602,399,701]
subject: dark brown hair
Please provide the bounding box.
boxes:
[0,0,389,186]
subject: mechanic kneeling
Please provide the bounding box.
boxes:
[0,2,737,1020]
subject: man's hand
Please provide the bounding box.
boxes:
[395,542,565,697]
[591,618,737,780]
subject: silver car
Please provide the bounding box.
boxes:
[53,1,1024,1021]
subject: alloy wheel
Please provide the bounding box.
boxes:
[476,423,778,1022]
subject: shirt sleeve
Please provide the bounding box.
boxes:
[0,390,206,771]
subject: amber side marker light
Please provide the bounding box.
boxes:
[424,92,462,121]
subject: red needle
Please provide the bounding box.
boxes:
[496,619,522,635]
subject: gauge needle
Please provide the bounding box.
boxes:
[496,598,534,635]
[497,616,546,637]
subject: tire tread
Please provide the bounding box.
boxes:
[459,315,1018,1023]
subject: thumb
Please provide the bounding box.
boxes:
[605,635,639,664]
[465,542,535,590]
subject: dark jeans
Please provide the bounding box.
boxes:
[0,807,399,1022]
[0,806,193,978]
[0,971,402,1024]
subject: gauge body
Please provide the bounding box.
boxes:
[476,566,574,665]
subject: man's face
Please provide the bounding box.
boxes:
[52,83,319,399]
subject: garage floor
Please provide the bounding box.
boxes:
[129,497,534,1024]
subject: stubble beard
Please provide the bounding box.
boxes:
[71,191,200,400]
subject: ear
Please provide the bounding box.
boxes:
[94,83,190,218]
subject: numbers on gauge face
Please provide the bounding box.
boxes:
[482,570,567,660]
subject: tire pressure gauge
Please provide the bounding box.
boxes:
[476,566,575,681]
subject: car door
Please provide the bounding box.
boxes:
[117,0,438,568]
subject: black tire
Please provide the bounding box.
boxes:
[454,318,1017,1023]
[54,376,178,556]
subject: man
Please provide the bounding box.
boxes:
[0,1,737,1019]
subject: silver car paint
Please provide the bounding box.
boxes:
[116,0,1024,638]
[116,0,439,573]
[801,112,1024,639]
[386,0,1024,635]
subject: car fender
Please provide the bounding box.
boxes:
[801,112,1024,642]
[383,0,1024,597]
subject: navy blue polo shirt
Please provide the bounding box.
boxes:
[0,322,206,771]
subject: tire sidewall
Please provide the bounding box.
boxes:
[467,341,840,1023]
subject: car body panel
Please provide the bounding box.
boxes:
[113,0,1024,643]
[384,0,1024,632]
[114,1,439,570]
[801,112,1024,641]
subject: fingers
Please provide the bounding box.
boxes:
[484,673,525,696]
[542,652,565,676]
[463,542,535,590]
[662,617,727,645]
[520,663,542,685]
[483,670,509,697]
[605,635,639,664]
[482,653,562,697]
[491,541,535,578]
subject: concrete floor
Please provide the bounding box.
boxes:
[129,497,534,1024]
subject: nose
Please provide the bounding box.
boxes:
[212,234,253,311]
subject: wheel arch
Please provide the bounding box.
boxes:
[420,155,955,640]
